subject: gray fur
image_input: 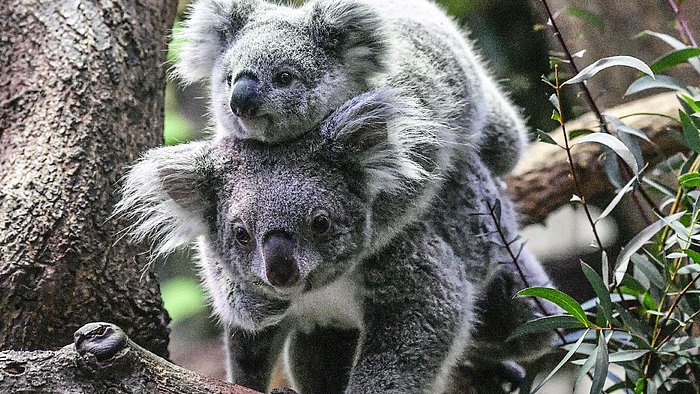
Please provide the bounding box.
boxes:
[118,90,554,392]
[175,0,526,175]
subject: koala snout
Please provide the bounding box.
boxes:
[262,232,300,288]
[230,75,261,118]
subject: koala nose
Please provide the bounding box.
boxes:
[230,74,261,118]
[262,232,300,288]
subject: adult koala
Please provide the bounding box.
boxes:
[117,90,555,393]
[175,0,528,176]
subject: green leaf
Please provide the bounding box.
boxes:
[571,133,639,175]
[625,75,690,96]
[680,110,700,153]
[532,329,590,393]
[551,109,562,123]
[565,6,604,32]
[590,333,609,394]
[613,304,651,346]
[676,263,700,275]
[569,129,594,140]
[601,251,609,290]
[564,56,654,85]
[607,350,648,363]
[679,172,700,188]
[650,47,700,74]
[680,95,700,113]
[516,287,591,327]
[536,129,558,145]
[685,249,700,264]
[581,262,615,326]
[548,93,561,112]
[575,351,597,387]
[614,212,686,285]
[642,178,675,198]
[596,174,637,223]
[507,314,586,341]
[636,30,700,74]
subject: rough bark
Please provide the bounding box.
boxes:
[0,0,176,356]
[0,322,264,393]
[506,92,685,225]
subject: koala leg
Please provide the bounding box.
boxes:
[477,92,528,176]
[346,246,473,393]
[224,324,289,391]
[285,326,360,394]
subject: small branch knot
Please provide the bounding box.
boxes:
[74,322,129,370]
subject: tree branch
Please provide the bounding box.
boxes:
[506,92,684,225]
[0,322,270,394]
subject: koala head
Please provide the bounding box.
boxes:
[116,90,434,328]
[174,0,388,143]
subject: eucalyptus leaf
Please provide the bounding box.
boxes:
[601,251,609,290]
[572,133,639,175]
[590,333,609,394]
[650,47,700,74]
[680,110,700,153]
[581,262,615,326]
[507,314,586,341]
[536,129,558,145]
[597,174,637,223]
[637,30,700,74]
[532,329,590,393]
[679,172,700,188]
[676,263,700,275]
[614,212,686,285]
[625,75,690,96]
[575,351,597,387]
[516,287,591,326]
[564,56,653,86]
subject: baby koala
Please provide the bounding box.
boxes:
[117,90,555,393]
[175,0,528,175]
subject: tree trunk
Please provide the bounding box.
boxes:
[0,0,176,356]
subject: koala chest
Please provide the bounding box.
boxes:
[288,276,364,334]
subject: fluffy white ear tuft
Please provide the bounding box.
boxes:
[114,141,214,258]
[173,0,259,84]
[322,89,443,198]
[307,0,388,79]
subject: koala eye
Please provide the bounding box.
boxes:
[233,224,252,245]
[225,72,234,86]
[273,71,295,87]
[310,211,332,236]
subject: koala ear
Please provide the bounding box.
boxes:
[321,89,439,197]
[114,141,215,257]
[307,0,388,78]
[174,0,259,84]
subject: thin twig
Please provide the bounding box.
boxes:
[553,66,605,251]
[538,0,663,221]
[484,200,568,346]
[667,0,698,47]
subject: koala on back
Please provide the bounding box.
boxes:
[117,90,555,393]
[175,0,528,175]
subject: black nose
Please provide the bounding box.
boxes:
[262,232,300,288]
[230,74,261,118]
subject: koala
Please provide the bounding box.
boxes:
[175,0,528,176]
[116,90,556,393]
